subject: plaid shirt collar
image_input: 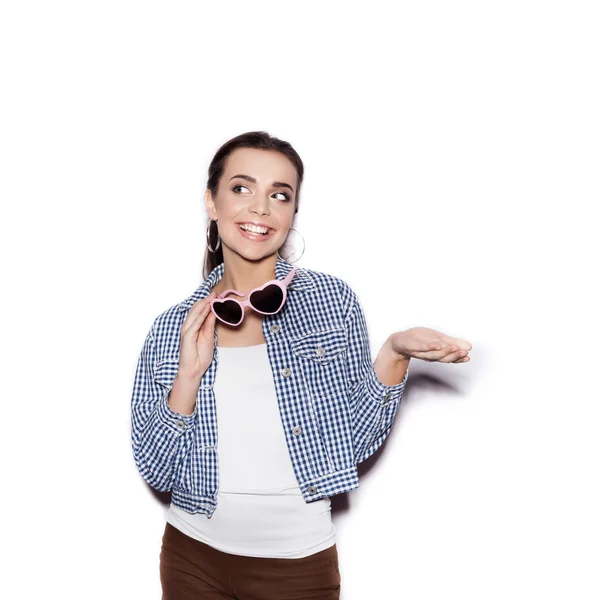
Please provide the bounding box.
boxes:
[177,255,315,312]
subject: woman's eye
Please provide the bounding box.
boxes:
[232,185,290,202]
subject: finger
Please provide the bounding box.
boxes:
[450,353,470,363]
[435,335,472,352]
[412,344,461,361]
[407,339,450,357]
[185,293,217,319]
[440,349,469,363]
[200,308,217,333]
[182,299,214,336]
[181,305,210,338]
[448,338,472,351]
[198,311,217,344]
[421,342,444,352]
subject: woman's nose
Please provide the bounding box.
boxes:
[249,196,271,215]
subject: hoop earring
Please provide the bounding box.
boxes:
[277,227,305,263]
[206,219,221,253]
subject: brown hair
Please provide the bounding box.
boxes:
[203,131,304,278]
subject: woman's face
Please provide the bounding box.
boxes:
[206,147,298,261]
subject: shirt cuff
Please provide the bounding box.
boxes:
[157,389,196,434]
[365,364,409,405]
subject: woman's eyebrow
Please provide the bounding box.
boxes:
[229,174,294,193]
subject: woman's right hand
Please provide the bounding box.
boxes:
[177,292,218,382]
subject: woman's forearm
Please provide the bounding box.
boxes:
[167,374,201,416]
[374,337,410,386]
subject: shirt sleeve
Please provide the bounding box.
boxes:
[344,291,409,465]
[130,324,196,492]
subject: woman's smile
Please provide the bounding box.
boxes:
[237,222,275,242]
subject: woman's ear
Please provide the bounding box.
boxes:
[205,189,217,220]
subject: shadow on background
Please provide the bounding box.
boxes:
[331,369,470,516]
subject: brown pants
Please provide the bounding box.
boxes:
[160,522,342,599]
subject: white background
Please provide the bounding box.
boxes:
[1,1,598,598]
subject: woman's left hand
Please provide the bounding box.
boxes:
[389,327,472,363]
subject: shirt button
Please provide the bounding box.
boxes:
[307,486,317,495]
[292,425,302,436]
[383,392,391,401]
[315,347,326,356]
[176,420,185,429]
[281,367,291,377]
[270,324,280,333]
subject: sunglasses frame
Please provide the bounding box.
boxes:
[210,266,297,327]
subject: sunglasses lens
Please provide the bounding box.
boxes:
[249,284,284,314]
[213,299,243,324]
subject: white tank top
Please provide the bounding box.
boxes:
[166,342,336,558]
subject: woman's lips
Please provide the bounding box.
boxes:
[237,223,274,242]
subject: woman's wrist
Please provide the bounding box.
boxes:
[383,334,411,362]
[374,338,410,386]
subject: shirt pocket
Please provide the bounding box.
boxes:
[289,327,348,399]
[290,327,354,470]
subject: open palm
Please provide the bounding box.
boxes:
[390,327,472,363]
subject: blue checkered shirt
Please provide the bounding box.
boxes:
[130,256,409,517]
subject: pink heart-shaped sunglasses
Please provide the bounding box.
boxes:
[210,266,297,326]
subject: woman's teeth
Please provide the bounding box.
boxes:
[239,224,270,236]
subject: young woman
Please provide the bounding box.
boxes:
[130,131,471,599]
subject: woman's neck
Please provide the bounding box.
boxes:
[212,253,277,297]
